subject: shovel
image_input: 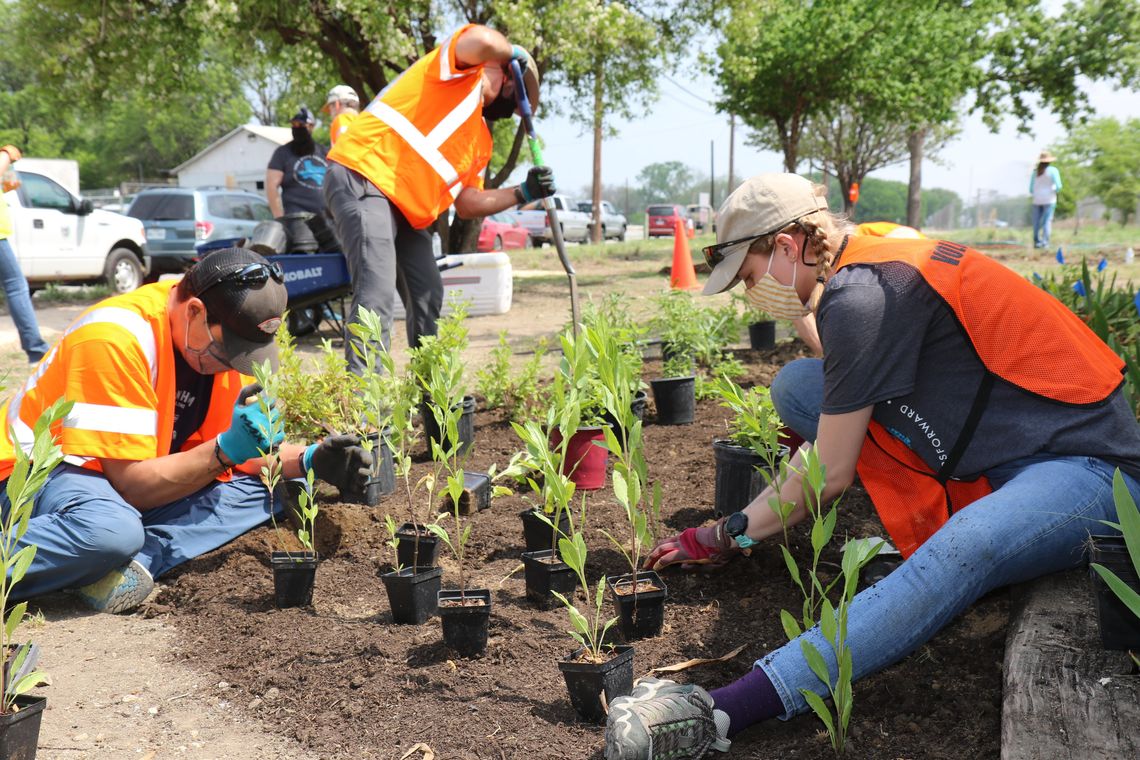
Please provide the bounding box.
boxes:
[509,59,581,336]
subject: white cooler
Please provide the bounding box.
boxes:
[392,252,513,319]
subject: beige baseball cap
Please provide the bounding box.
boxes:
[703,173,829,295]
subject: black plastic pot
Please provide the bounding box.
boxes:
[609,571,668,641]
[748,320,776,350]
[649,376,696,425]
[438,588,492,657]
[340,430,396,506]
[422,395,476,456]
[271,551,318,608]
[442,471,492,515]
[382,565,443,624]
[558,645,635,723]
[712,440,789,517]
[1089,534,1140,650]
[520,508,572,553]
[601,389,649,430]
[522,549,578,609]
[0,694,46,759]
[395,522,441,568]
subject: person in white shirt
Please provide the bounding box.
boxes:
[1029,150,1063,249]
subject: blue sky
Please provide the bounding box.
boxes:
[525,65,1138,207]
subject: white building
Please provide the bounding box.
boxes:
[171,124,291,193]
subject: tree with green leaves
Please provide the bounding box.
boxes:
[1055,117,1140,225]
[637,160,694,204]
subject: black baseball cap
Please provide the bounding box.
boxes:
[184,248,288,375]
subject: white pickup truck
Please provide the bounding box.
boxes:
[514,195,591,244]
[4,168,149,294]
[577,199,628,241]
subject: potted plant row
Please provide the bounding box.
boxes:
[711,376,791,517]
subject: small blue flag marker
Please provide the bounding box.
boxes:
[1032,272,1042,282]
[1073,281,1086,297]
[1097,257,1108,272]
[1134,292,1140,320]
[1056,247,1064,263]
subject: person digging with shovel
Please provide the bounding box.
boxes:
[603,172,1140,760]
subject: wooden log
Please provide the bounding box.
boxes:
[1002,568,1140,760]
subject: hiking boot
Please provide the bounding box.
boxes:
[604,677,730,760]
[74,559,154,614]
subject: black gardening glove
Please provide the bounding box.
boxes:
[307,434,373,495]
[520,165,556,203]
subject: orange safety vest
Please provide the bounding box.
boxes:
[0,281,250,481]
[326,25,493,229]
[329,112,358,147]
[835,236,1125,557]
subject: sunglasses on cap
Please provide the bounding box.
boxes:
[197,262,285,297]
[701,221,806,268]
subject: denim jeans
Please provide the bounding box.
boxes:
[0,464,281,600]
[760,357,1140,718]
[0,237,50,362]
[1032,203,1056,249]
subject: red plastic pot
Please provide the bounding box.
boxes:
[551,427,609,491]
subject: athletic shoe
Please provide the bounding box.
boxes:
[604,677,731,759]
[74,559,154,614]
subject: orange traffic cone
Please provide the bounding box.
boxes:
[670,217,700,290]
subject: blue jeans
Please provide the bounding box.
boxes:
[762,358,1140,718]
[1032,203,1055,249]
[0,464,281,600]
[0,237,50,362]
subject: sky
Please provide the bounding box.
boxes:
[524,63,1139,208]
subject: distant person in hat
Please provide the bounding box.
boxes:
[602,173,1140,759]
[1029,150,1063,249]
[266,106,330,219]
[0,143,50,364]
[325,24,554,372]
[0,248,372,614]
[323,84,360,148]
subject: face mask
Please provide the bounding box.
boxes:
[744,252,808,320]
[290,126,315,154]
[184,313,231,374]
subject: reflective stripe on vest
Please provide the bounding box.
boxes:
[834,235,1125,556]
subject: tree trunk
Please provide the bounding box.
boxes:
[839,170,855,215]
[906,127,926,228]
[590,58,604,244]
[449,216,480,254]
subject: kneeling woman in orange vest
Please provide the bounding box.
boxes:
[325,24,551,374]
[602,173,1140,759]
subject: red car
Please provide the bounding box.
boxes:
[646,204,689,238]
[477,212,532,251]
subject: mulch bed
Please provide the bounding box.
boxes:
[150,343,1006,759]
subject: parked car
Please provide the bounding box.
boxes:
[127,187,273,277]
[686,204,717,233]
[515,195,591,244]
[5,170,149,294]
[477,212,532,251]
[646,203,689,238]
[576,200,628,241]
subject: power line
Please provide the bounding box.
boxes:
[662,74,717,108]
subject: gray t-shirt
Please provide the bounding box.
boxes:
[816,259,1140,481]
[267,143,329,215]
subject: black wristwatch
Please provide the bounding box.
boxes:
[725,511,756,549]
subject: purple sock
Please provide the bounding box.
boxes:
[709,667,784,737]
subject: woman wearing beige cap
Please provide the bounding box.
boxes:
[1029,150,1063,249]
[602,173,1140,759]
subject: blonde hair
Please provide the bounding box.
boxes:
[746,187,850,312]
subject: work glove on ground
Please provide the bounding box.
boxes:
[303,434,373,495]
[519,165,556,203]
[0,144,21,162]
[217,383,282,465]
[644,517,739,571]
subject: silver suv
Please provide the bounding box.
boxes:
[127,187,273,276]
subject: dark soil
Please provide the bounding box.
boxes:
[151,342,1006,759]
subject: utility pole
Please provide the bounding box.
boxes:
[728,114,735,193]
[709,140,715,209]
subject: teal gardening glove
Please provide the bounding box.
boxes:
[217,383,283,465]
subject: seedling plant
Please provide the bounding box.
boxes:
[713,376,787,483]
[475,331,549,424]
[274,326,360,441]
[0,399,70,711]
[551,523,620,664]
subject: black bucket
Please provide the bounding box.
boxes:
[305,212,340,252]
[271,551,319,608]
[609,571,667,641]
[395,522,441,568]
[558,646,635,723]
[649,376,695,425]
[422,395,476,456]
[438,588,492,657]
[520,508,571,553]
[1089,535,1140,651]
[382,565,443,624]
[277,212,318,252]
[521,549,578,609]
[0,694,46,758]
[748,320,776,350]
